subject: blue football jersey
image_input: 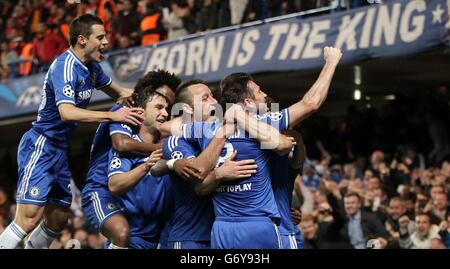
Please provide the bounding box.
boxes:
[84,104,133,190]
[162,136,215,242]
[32,49,112,143]
[107,145,168,246]
[181,108,290,220]
[270,153,302,234]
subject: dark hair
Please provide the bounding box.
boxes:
[175,79,205,106]
[345,192,361,202]
[416,212,431,222]
[220,73,255,106]
[172,0,189,8]
[69,14,104,46]
[134,70,181,108]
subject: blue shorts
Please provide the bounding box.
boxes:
[129,236,158,249]
[164,240,210,249]
[82,186,124,232]
[16,129,72,208]
[281,233,299,249]
[211,217,281,249]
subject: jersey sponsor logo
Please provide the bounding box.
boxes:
[63,85,75,98]
[110,157,122,170]
[121,124,132,133]
[29,186,40,198]
[77,89,92,100]
[215,183,252,193]
[171,151,183,160]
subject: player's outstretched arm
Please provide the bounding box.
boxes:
[101,81,135,107]
[58,104,144,125]
[288,47,342,127]
[195,151,257,196]
[108,149,162,196]
[160,116,184,138]
[111,134,162,156]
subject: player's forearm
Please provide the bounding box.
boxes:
[102,81,133,100]
[150,160,169,177]
[108,164,149,196]
[59,104,114,123]
[288,61,338,127]
[236,110,286,151]
[195,171,221,196]
[161,117,184,137]
[191,135,226,180]
[301,61,337,109]
[112,136,161,156]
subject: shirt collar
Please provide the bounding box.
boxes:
[68,48,89,71]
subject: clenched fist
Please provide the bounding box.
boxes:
[324,46,342,65]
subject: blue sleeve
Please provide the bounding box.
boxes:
[51,59,78,106]
[107,150,134,178]
[181,121,217,145]
[109,123,133,137]
[163,136,196,160]
[256,108,290,132]
[93,63,112,89]
[108,105,132,137]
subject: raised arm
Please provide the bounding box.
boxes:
[288,47,342,127]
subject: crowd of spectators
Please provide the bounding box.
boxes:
[296,85,450,249]
[0,0,385,82]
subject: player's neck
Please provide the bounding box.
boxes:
[70,46,89,64]
[138,125,158,143]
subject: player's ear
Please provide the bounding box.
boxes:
[243,98,254,108]
[77,35,87,46]
[182,104,193,115]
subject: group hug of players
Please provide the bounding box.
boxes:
[0,14,342,249]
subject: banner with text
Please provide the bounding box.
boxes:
[1,0,449,119]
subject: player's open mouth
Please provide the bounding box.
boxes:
[157,119,166,124]
[99,48,105,59]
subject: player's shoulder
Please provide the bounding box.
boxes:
[49,51,70,70]
[110,103,124,112]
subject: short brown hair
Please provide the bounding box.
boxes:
[345,192,361,202]
[69,14,104,46]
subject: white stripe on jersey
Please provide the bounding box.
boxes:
[110,130,132,137]
[68,56,75,82]
[285,108,290,130]
[168,136,174,151]
[274,223,282,249]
